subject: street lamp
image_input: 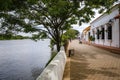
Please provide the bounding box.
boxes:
[108,18,114,25]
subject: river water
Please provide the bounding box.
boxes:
[0,39,51,80]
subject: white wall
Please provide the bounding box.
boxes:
[83,31,90,42]
[111,19,119,47]
[36,47,66,80]
[90,5,120,48]
[85,32,87,41]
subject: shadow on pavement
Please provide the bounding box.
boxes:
[70,49,120,80]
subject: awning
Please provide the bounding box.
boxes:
[114,14,120,19]
[82,26,90,34]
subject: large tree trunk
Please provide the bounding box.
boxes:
[55,28,61,52]
[56,36,61,52]
[56,41,61,52]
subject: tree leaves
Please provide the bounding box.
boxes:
[0,0,119,51]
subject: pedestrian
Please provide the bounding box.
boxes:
[79,37,82,44]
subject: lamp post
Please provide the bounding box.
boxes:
[108,18,114,25]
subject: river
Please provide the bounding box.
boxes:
[0,39,51,80]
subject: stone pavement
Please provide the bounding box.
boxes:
[63,39,120,80]
[82,41,120,54]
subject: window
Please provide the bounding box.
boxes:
[88,32,90,38]
[101,27,105,39]
[108,25,112,39]
[97,29,99,39]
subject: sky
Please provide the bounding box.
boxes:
[72,1,120,34]
[72,11,101,34]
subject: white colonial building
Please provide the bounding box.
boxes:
[82,26,90,43]
[90,4,120,48]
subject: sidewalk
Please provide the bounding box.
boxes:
[82,41,120,54]
[63,39,120,80]
[91,43,120,54]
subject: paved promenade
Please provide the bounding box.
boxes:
[63,40,120,80]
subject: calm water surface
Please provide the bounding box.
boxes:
[0,39,51,80]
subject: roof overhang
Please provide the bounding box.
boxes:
[82,26,90,34]
[114,14,120,19]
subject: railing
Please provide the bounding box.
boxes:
[36,47,67,80]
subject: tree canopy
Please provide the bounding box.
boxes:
[63,29,79,41]
[0,0,119,51]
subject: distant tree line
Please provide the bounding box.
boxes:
[0,34,30,40]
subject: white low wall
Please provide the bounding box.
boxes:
[36,47,67,80]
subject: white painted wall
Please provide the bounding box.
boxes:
[36,47,66,80]
[85,32,88,41]
[111,19,119,47]
[90,5,120,48]
[83,31,90,42]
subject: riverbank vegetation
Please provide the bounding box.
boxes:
[0,34,30,40]
[0,0,119,52]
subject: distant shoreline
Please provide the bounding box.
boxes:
[0,35,31,40]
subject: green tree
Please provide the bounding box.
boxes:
[62,29,79,52]
[0,0,119,51]
[63,29,79,40]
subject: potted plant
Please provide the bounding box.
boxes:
[89,36,95,44]
[105,29,108,32]
[99,30,102,34]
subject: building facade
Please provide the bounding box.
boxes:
[82,26,90,43]
[90,4,120,48]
